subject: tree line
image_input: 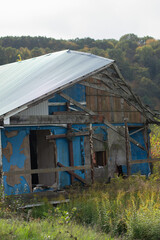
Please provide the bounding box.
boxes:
[0,34,160,110]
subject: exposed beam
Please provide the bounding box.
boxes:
[80,81,118,96]
[48,101,86,106]
[130,127,145,136]
[10,114,104,125]
[3,165,91,176]
[46,131,89,140]
[59,92,96,115]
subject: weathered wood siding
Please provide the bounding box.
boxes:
[86,77,144,123]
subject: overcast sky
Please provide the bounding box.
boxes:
[0,0,160,40]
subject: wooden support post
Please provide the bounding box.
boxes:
[53,139,59,187]
[66,102,74,184]
[67,123,74,184]
[144,123,153,173]
[89,124,94,184]
[124,119,131,176]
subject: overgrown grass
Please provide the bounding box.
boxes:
[57,174,160,239]
[1,169,160,239]
[0,218,113,240]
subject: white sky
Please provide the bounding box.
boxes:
[0,0,160,40]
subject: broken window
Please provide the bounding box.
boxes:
[94,151,107,167]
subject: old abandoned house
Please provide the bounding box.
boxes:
[0,50,159,196]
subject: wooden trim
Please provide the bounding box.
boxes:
[3,165,91,176]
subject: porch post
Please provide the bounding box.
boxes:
[124,119,131,176]
[89,124,94,184]
[0,127,3,189]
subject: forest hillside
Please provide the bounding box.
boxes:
[0,34,160,110]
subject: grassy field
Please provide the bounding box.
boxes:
[0,218,113,240]
[1,173,160,240]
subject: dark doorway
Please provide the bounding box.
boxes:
[29,130,56,187]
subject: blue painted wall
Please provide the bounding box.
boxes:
[1,125,86,195]
[1,129,30,195]
[122,127,150,175]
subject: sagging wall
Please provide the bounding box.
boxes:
[1,125,87,195]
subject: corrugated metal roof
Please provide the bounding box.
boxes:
[0,50,113,117]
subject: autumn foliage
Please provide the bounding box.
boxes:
[150,125,160,158]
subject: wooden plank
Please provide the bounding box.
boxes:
[48,101,86,106]
[129,158,160,165]
[109,96,114,122]
[57,162,87,184]
[59,92,97,116]
[10,114,103,125]
[3,165,91,176]
[19,199,70,209]
[46,131,89,140]
[130,127,145,136]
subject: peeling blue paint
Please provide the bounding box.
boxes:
[2,125,87,194]
[2,130,29,172]
[3,176,30,195]
[2,129,31,195]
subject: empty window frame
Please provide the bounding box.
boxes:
[94,151,107,167]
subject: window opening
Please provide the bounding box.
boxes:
[94,151,107,167]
